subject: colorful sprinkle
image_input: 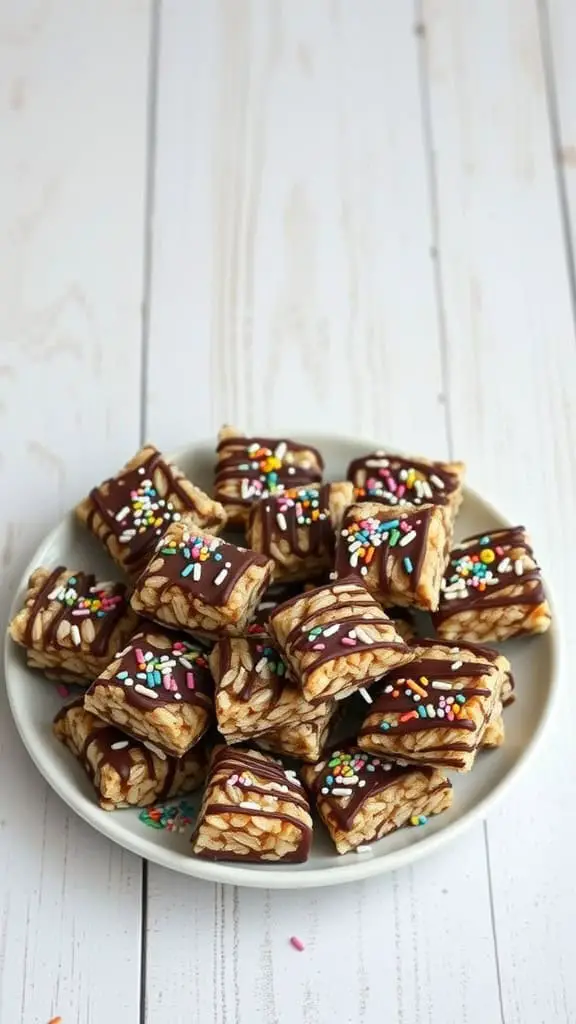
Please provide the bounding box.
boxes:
[139,799,196,833]
[290,935,305,952]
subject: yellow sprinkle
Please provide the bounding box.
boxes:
[480,549,495,564]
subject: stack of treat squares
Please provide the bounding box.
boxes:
[9,430,551,863]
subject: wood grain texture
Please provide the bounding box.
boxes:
[0,1,150,1020]
[145,4,503,1023]
[423,0,576,1021]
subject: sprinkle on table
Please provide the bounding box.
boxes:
[290,935,305,952]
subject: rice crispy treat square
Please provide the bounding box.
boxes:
[256,707,336,763]
[54,699,207,810]
[247,482,354,582]
[84,630,214,758]
[357,639,509,771]
[214,425,324,527]
[9,566,138,684]
[269,578,414,705]
[191,746,313,863]
[76,444,227,578]
[347,449,464,519]
[130,516,274,638]
[334,502,449,611]
[209,635,331,743]
[432,526,551,643]
[301,745,452,854]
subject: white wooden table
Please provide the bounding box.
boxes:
[1,2,575,1021]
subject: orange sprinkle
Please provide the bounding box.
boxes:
[406,678,428,698]
[48,1017,62,1024]
[399,711,418,722]
[365,546,375,565]
[392,689,400,698]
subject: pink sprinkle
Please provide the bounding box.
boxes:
[312,642,326,651]
[396,485,406,498]
[135,648,145,664]
[71,608,90,617]
[186,672,195,689]
[290,936,305,952]
[399,520,410,532]
[341,637,356,647]
[56,684,69,698]
[495,546,505,556]
[162,674,173,691]
[385,474,397,492]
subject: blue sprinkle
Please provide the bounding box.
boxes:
[326,775,334,785]
[214,552,223,561]
[418,705,427,718]
[117,671,129,681]
[456,694,466,704]
[181,564,194,578]
[382,520,400,531]
[183,547,191,559]
[380,722,390,731]
[403,556,414,574]
[479,535,490,545]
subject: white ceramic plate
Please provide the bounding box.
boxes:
[4,435,558,888]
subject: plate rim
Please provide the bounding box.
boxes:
[3,433,560,889]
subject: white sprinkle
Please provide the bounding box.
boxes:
[432,681,452,690]
[123,678,134,687]
[399,530,417,547]
[214,565,230,586]
[255,657,268,674]
[276,512,288,532]
[48,586,63,601]
[449,647,460,653]
[115,506,130,522]
[514,559,524,576]
[70,625,81,647]
[359,687,373,704]
[138,466,145,474]
[134,683,158,698]
[111,740,129,751]
[444,590,463,601]
[384,684,394,694]
[119,529,136,543]
[365,458,388,468]
[144,740,166,760]
[332,787,353,796]
[349,540,363,553]
[321,786,328,795]
[426,704,436,718]
[174,693,182,700]
[190,562,200,582]
[275,441,288,460]
[349,552,359,569]
[288,466,296,475]
[437,708,445,718]
[360,566,368,576]
[430,474,445,490]
[322,623,341,639]
[179,657,193,669]
[498,557,511,573]
[355,845,373,854]
[239,801,261,810]
[348,629,357,640]
[451,660,463,671]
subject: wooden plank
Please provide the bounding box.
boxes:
[423,1,576,1021]
[145,3,502,1022]
[0,1,150,1020]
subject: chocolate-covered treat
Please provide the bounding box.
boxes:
[191,746,313,863]
[334,502,449,611]
[433,527,551,642]
[357,640,509,771]
[76,444,227,578]
[84,631,214,757]
[301,745,452,854]
[269,578,414,705]
[130,516,274,638]
[210,635,331,743]
[214,426,324,527]
[247,482,354,582]
[256,708,336,762]
[54,700,207,810]
[9,566,137,684]
[389,608,417,643]
[348,450,464,517]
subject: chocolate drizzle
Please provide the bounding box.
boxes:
[358,654,493,744]
[194,747,312,863]
[347,451,459,507]
[434,527,546,622]
[250,484,334,562]
[335,506,434,596]
[154,529,271,609]
[271,581,410,689]
[306,745,449,833]
[87,447,216,573]
[95,632,214,717]
[23,567,129,656]
[215,436,324,509]
[54,700,181,802]
[217,636,286,707]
